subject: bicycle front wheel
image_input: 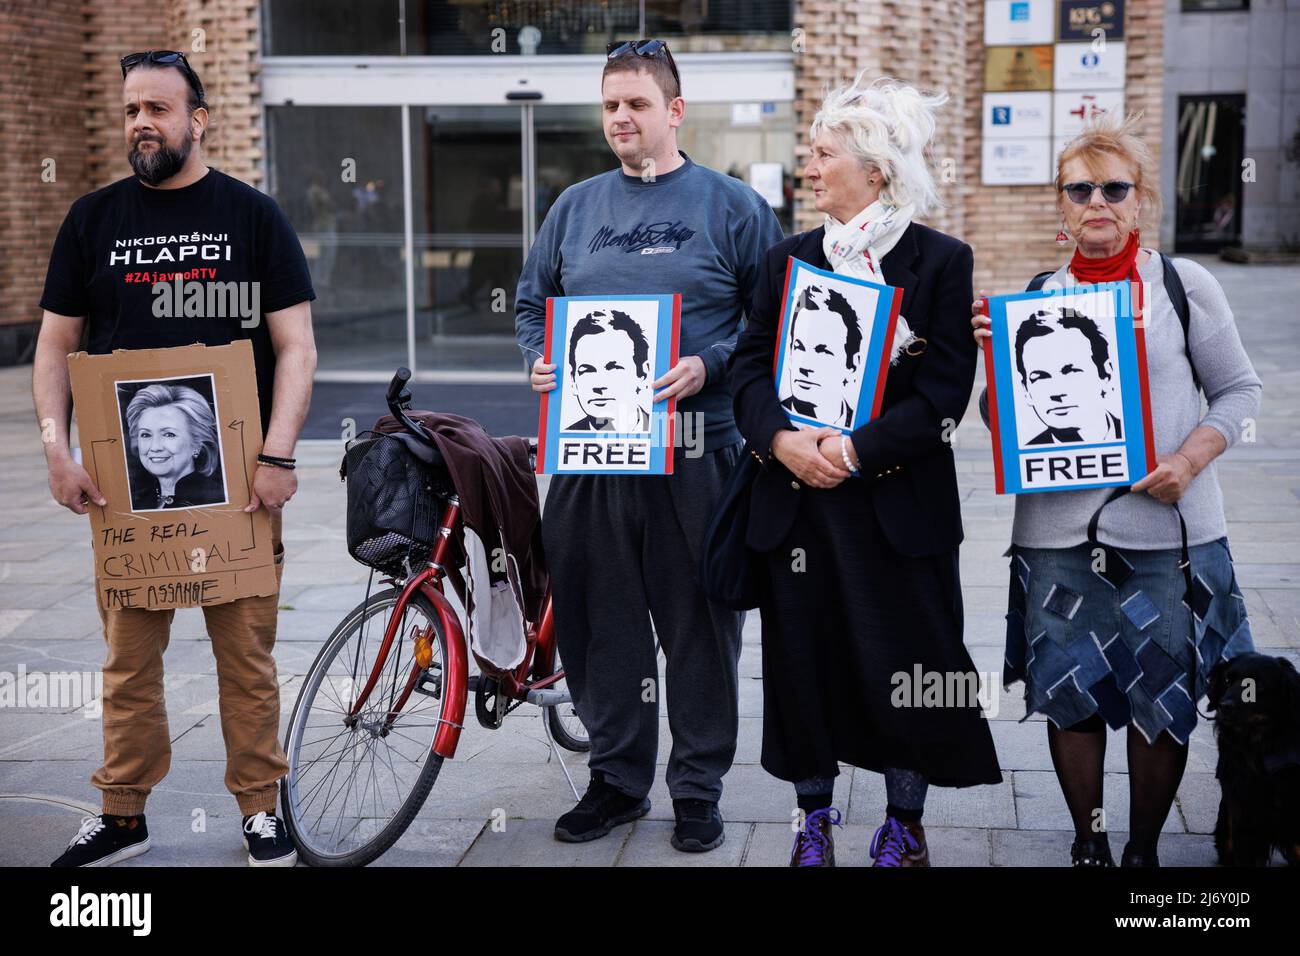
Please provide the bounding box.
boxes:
[545,643,590,753]
[282,587,450,866]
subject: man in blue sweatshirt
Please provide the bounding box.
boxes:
[516,40,783,852]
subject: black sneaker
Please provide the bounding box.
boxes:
[51,814,151,867]
[554,771,650,843]
[242,811,298,867]
[671,798,725,852]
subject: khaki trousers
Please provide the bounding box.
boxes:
[91,511,288,817]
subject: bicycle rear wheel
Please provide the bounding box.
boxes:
[282,587,449,866]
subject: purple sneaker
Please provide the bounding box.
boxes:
[869,816,930,867]
[789,807,841,867]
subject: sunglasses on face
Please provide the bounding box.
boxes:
[120,50,206,105]
[1060,180,1134,204]
[606,38,680,89]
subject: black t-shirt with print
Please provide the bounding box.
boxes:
[40,167,316,432]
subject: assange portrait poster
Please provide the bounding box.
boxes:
[773,257,903,433]
[535,293,681,475]
[67,340,278,611]
[982,279,1157,494]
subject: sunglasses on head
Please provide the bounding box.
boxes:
[606,38,680,88]
[120,50,206,105]
[1060,180,1134,204]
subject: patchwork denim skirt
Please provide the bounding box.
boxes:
[1003,537,1255,745]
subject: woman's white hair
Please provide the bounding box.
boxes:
[810,73,948,215]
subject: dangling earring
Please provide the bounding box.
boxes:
[1056,223,1069,245]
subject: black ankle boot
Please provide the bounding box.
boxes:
[1070,834,1114,867]
[1121,841,1160,867]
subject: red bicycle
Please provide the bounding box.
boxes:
[281,367,587,866]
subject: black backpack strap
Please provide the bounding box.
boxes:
[1027,257,1199,391]
[1086,485,1130,546]
[1027,271,1054,292]
[1159,253,1200,393]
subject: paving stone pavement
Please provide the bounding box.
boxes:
[1,257,1296,867]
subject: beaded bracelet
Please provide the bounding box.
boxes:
[839,435,860,477]
[257,453,296,471]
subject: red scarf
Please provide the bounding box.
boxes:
[1069,230,1141,284]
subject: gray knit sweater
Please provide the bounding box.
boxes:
[998,250,1262,550]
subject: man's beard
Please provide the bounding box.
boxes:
[129,133,191,186]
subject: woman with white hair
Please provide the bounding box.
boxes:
[731,75,1002,867]
[124,382,224,510]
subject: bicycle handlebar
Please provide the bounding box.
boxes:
[386,366,411,405]
[384,367,538,468]
[385,367,437,451]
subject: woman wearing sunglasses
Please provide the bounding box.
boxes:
[972,112,1262,867]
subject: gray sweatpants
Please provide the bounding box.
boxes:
[541,441,744,802]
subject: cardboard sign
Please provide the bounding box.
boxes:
[68,341,277,610]
[982,280,1157,494]
[773,257,903,433]
[536,294,681,475]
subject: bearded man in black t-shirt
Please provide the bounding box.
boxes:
[32,52,317,868]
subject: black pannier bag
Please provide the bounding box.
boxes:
[341,431,444,577]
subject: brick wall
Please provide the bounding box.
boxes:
[962,0,1164,292]
[791,1,968,238]
[81,0,264,189]
[166,0,263,186]
[915,0,968,240]
[0,0,263,359]
[0,1,98,356]
[84,2,168,189]
[791,0,1165,293]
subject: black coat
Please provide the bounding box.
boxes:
[129,465,226,511]
[730,222,976,558]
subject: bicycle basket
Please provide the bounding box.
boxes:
[343,432,443,577]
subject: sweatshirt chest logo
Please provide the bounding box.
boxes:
[587,220,697,256]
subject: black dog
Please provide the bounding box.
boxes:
[1207,653,1300,866]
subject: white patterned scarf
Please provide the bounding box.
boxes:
[822,197,917,364]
